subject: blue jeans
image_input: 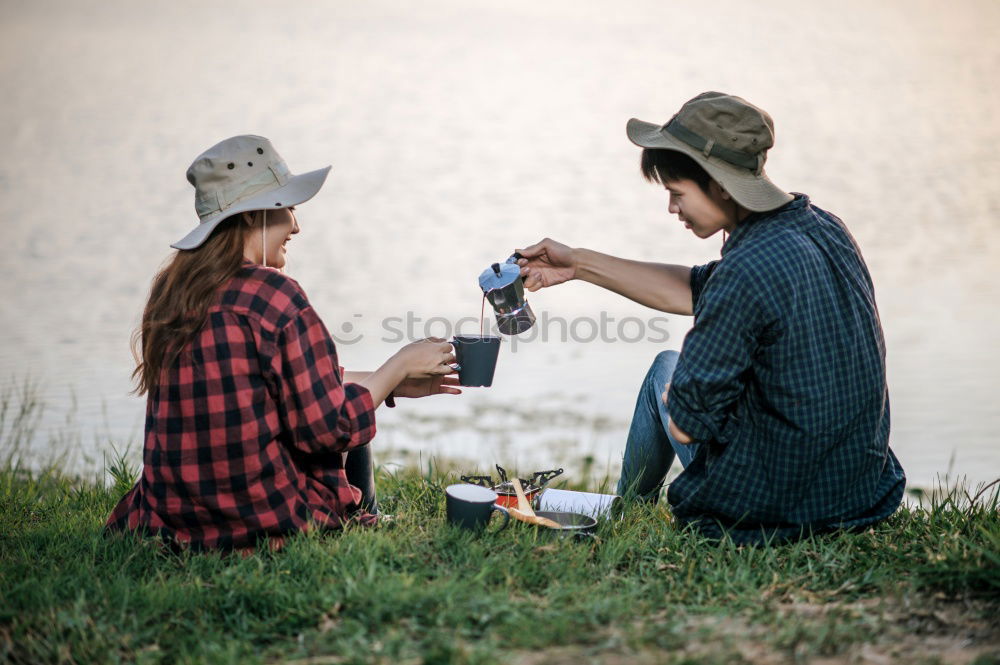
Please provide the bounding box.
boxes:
[616,350,701,501]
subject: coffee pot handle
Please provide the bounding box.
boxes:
[508,252,526,286]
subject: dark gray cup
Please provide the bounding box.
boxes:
[445,483,510,531]
[451,335,501,387]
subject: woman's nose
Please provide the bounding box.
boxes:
[291,215,300,234]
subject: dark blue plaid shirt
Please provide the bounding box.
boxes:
[667,194,905,544]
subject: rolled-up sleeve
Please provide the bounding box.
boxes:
[275,305,376,454]
[689,260,720,311]
[669,262,761,444]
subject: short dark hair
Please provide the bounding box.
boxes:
[640,148,713,194]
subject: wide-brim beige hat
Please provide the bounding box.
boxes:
[626,92,792,213]
[172,135,331,250]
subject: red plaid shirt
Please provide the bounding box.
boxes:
[106,262,378,550]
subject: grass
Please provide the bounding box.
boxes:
[1,458,998,665]
[1,386,998,664]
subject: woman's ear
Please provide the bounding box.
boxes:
[242,211,255,227]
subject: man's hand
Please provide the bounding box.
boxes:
[393,375,462,398]
[516,238,578,292]
[662,382,695,444]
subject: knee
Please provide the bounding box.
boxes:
[644,350,680,393]
[650,350,680,379]
[653,350,679,367]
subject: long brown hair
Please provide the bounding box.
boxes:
[132,213,255,395]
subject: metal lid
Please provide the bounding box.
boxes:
[478,255,522,292]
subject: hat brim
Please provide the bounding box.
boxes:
[626,118,792,213]
[171,165,332,250]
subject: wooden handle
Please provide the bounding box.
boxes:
[511,478,534,516]
[509,506,562,530]
[531,515,563,529]
[508,506,535,524]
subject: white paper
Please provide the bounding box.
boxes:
[538,489,623,520]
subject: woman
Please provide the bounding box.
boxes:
[106,135,459,551]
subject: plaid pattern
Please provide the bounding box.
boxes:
[106,262,377,550]
[667,194,905,544]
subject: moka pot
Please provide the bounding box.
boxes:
[478,252,536,335]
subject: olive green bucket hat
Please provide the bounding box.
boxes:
[626,92,793,212]
[172,135,331,250]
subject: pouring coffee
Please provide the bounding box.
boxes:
[478,252,536,335]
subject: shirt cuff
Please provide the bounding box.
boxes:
[342,382,377,448]
[667,398,717,444]
[668,386,743,446]
[689,260,718,312]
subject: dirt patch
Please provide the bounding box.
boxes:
[511,596,1000,665]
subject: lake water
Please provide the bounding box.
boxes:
[1,0,998,489]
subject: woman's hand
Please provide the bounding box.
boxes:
[394,375,462,398]
[359,338,457,409]
[392,338,457,379]
[516,238,578,292]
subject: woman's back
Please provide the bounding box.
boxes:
[107,263,378,550]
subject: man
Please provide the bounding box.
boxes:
[517,92,905,544]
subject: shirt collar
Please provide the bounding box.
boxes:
[721,193,809,257]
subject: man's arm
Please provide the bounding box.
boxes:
[667,262,760,445]
[517,238,693,316]
[669,418,695,444]
[662,383,695,444]
[574,249,693,316]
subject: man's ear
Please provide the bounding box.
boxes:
[710,179,732,201]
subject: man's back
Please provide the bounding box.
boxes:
[666,194,906,543]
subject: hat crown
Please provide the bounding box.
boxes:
[670,92,776,162]
[186,135,290,221]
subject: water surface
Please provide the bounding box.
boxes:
[1,0,998,487]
